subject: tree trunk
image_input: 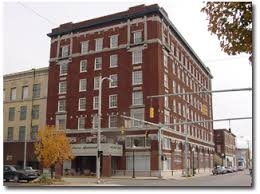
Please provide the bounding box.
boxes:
[50,165,55,179]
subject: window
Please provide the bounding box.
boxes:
[80,60,87,72]
[133,31,142,44]
[92,115,98,129]
[20,106,27,120]
[7,127,13,141]
[172,81,176,93]
[164,54,168,68]
[110,35,118,48]
[78,98,86,111]
[94,57,102,70]
[172,62,176,74]
[132,71,143,85]
[162,137,171,149]
[19,126,26,141]
[131,109,144,127]
[164,96,169,108]
[21,86,29,100]
[126,155,150,171]
[132,91,143,105]
[10,88,16,101]
[109,74,118,88]
[95,38,103,51]
[164,156,171,170]
[61,45,69,57]
[109,95,117,108]
[164,74,169,88]
[33,84,41,98]
[164,110,170,124]
[109,115,117,128]
[81,41,88,54]
[132,50,142,64]
[31,125,38,141]
[58,100,66,112]
[110,55,118,68]
[94,76,101,90]
[78,117,85,129]
[93,96,99,110]
[8,107,15,121]
[59,81,67,94]
[60,63,68,75]
[32,105,40,119]
[57,118,66,130]
[173,99,176,112]
[79,79,87,91]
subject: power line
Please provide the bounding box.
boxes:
[17,2,57,26]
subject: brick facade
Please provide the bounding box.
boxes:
[46,4,215,177]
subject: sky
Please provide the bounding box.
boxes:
[2,0,253,151]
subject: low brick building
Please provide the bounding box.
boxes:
[213,129,236,167]
[46,4,214,177]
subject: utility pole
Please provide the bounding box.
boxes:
[158,127,162,178]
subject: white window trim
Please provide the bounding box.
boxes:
[59,81,67,94]
[132,71,143,85]
[133,31,142,44]
[80,60,87,72]
[108,115,117,128]
[78,117,85,130]
[94,76,101,90]
[79,79,87,92]
[94,57,102,70]
[58,100,66,112]
[110,35,118,48]
[95,38,103,51]
[78,98,86,111]
[93,96,99,110]
[109,74,118,88]
[132,49,142,64]
[81,41,89,54]
[61,45,69,58]
[110,54,118,68]
[132,91,143,106]
[60,63,68,76]
[109,95,117,108]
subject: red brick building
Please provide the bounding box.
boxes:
[46,4,214,177]
[214,129,236,167]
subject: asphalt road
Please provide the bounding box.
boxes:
[3,169,252,187]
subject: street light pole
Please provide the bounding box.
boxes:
[132,144,136,178]
[97,76,112,183]
[192,147,195,176]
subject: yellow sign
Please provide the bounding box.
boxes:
[149,107,154,118]
[201,104,208,116]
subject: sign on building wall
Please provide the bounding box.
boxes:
[71,143,123,156]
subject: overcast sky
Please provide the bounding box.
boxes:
[2,0,253,149]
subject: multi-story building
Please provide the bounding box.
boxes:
[3,67,48,169]
[47,4,214,177]
[236,148,250,169]
[213,129,236,167]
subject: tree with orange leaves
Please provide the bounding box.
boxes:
[34,126,74,178]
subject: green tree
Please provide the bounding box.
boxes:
[34,125,74,178]
[201,2,252,62]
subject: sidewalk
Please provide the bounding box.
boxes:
[59,170,212,186]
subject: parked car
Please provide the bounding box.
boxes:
[232,166,238,172]
[238,165,245,171]
[4,165,39,182]
[212,166,227,175]
[226,166,234,173]
[24,166,41,176]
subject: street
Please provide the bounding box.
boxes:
[4,169,252,187]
